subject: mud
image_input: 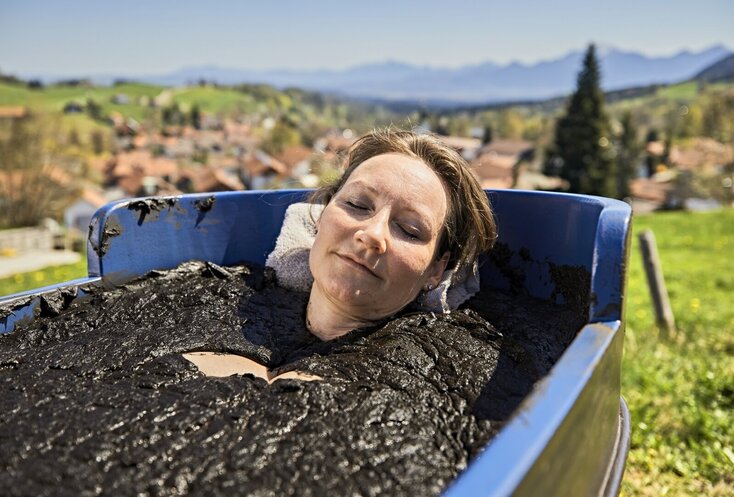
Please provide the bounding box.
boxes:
[0,261,587,497]
[127,197,179,225]
[89,217,123,257]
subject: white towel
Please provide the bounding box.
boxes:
[265,202,480,312]
[265,202,324,293]
[414,260,480,313]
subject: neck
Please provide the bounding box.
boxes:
[306,286,374,341]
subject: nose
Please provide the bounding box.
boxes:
[355,210,388,254]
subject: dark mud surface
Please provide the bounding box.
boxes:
[0,261,587,497]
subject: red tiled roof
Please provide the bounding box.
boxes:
[480,138,533,157]
[110,150,178,179]
[187,166,244,192]
[437,135,482,151]
[80,187,107,208]
[243,151,287,177]
[629,178,672,203]
[274,145,313,170]
[0,106,28,118]
[470,152,516,184]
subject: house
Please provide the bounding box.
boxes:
[274,145,314,179]
[111,94,130,105]
[105,150,180,196]
[629,176,675,213]
[223,120,257,149]
[0,106,28,119]
[645,138,733,173]
[64,187,108,233]
[242,150,288,190]
[314,132,356,155]
[437,135,483,161]
[470,139,535,189]
[181,166,245,193]
[62,102,84,114]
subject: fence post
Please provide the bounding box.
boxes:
[638,229,676,336]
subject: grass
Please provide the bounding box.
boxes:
[0,210,732,495]
[0,80,262,119]
[656,82,700,101]
[0,257,88,297]
[172,86,260,115]
[622,209,734,496]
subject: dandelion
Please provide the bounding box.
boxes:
[635,309,647,319]
[33,272,45,282]
[690,298,700,313]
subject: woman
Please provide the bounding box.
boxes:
[306,128,497,340]
[186,128,496,379]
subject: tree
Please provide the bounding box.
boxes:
[85,98,103,121]
[90,130,106,155]
[545,44,617,197]
[190,104,202,130]
[482,124,493,145]
[496,109,524,139]
[162,102,184,126]
[262,121,301,155]
[0,116,79,227]
[616,111,642,199]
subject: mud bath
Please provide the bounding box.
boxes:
[0,261,587,497]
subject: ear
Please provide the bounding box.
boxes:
[425,251,450,288]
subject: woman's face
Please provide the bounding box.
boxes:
[309,152,449,320]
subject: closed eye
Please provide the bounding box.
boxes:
[398,224,420,241]
[345,200,369,211]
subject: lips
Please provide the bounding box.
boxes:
[337,253,380,279]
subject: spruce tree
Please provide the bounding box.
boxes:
[616,111,642,198]
[546,44,617,197]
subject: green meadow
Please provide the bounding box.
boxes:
[622,209,734,496]
[0,209,732,495]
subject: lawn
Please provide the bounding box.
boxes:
[0,209,732,495]
[622,209,734,496]
[0,257,87,297]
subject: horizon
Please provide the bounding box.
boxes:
[1,0,733,78]
[5,43,733,83]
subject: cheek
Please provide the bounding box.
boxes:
[389,244,436,281]
[310,213,348,279]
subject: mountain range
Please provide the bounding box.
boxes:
[46,45,734,106]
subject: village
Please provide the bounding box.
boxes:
[3,91,731,255]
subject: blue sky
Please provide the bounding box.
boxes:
[1,0,732,76]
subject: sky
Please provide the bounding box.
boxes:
[1,0,733,77]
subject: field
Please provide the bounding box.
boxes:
[622,209,734,496]
[0,209,732,495]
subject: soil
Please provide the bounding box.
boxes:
[0,261,587,497]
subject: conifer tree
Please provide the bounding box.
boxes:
[190,104,202,130]
[546,44,617,197]
[616,111,642,198]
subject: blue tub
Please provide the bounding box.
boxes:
[0,189,632,496]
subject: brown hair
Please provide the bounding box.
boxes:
[310,128,496,273]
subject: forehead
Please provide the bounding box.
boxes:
[346,153,442,192]
[342,153,447,219]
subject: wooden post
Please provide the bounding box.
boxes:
[638,229,676,336]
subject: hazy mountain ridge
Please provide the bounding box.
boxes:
[694,53,734,82]
[29,45,733,105]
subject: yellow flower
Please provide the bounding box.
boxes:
[690,298,700,313]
